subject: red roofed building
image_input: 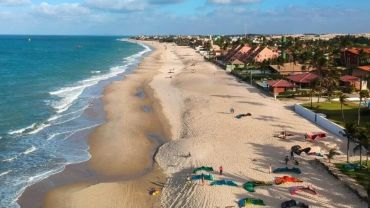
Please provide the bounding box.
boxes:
[341,47,370,67]
[340,75,363,90]
[353,65,370,78]
[287,73,319,88]
[341,47,370,79]
[267,79,294,98]
[226,45,252,64]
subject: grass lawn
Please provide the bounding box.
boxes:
[335,161,370,189]
[302,101,370,127]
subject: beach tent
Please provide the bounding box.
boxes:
[238,198,265,207]
[274,176,303,185]
[192,166,214,174]
[273,167,301,174]
[191,174,214,181]
[210,180,238,187]
[281,200,309,208]
[290,186,317,195]
[243,181,273,192]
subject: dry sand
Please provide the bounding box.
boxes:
[153,44,368,208]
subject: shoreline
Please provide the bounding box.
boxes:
[18,41,172,208]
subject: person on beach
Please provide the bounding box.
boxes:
[269,164,272,174]
[290,151,294,160]
[187,152,191,157]
[284,156,289,165]
[230,108,235,114]
[219,166,223,175]
[201,173,205,186]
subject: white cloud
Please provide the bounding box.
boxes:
[32,2,90,17]
[83,0,185,12]
[208,0,259,4]
[0,0,30,6]
[84,0,148,12]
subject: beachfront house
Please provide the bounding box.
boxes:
[227,45,252,63]
[253,47,279,63]
[231,59,245,68]
[269,62,315,75]
[286,73,319,89]
[267,79,294,99]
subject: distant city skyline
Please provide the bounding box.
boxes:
[0,0,369,35]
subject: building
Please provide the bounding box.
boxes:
[341,47,370,67]
[267,79,294,98]
[226,45,252,63]
[341,48,370,79]
[339,75,367,90]
[287,73,319,88]
[353,65,370,78]
[224,45,279,64]
[253,47,279,63]
[269,63,315,75]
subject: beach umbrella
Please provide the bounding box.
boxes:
[192,166,213,174]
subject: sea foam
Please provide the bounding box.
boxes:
[48,40,151,115]
[0,170,12,177]
[23,146,37,155]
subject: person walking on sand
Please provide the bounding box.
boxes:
[230,108,235,114]
[269,164,272,174]
[201,173,205,186]
[219,166,223,175]
[284,156,289,166]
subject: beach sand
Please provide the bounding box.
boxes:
[19,41,367,208]
[153,44,367,208]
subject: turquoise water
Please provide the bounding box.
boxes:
[0,36,151,207]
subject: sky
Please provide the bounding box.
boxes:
[0,0,369,35]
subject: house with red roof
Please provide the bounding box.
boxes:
[339,75,365,90]
[341,47,370,79]
[267,79,294,98]
[341,47,370,67]
[270,62,315,75]
[225,45,279,65]
[228,45,252,63]
[253,47,279,63]
[287,73,319,88]
[353,65,370,78]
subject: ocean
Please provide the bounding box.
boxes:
[0,35,151,207]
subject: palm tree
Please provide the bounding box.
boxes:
[339,92,348,122]
[357,90,369,125]
[341,123,357,163]
[353,126,368,166]
[322,76,338,102]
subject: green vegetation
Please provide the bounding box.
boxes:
[335,161,370,189]
[302,102,370,127]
